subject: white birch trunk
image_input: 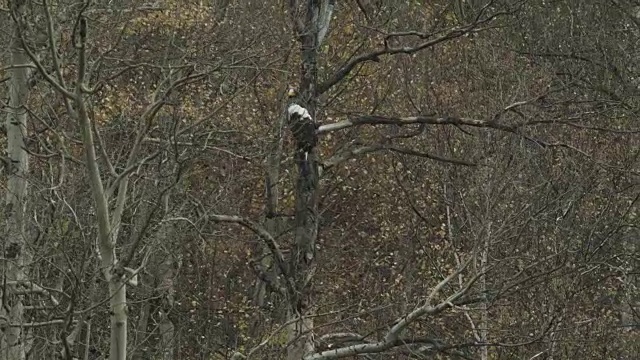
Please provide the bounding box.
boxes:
[76,69,128,360]
[71,14,130,359]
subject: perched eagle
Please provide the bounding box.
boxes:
[287,89,317,173]
[287,103,317,152]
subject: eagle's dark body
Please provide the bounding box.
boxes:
[287,87,318,176]
[288,103,317,153]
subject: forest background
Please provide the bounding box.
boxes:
[0,0,638,359]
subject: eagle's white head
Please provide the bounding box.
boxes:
[288,104,312,121]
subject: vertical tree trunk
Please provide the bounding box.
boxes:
[1,2,31,358]
[286,2,334,358]
[158,310,175,360]
[134,215,178,360]
[477,221,490,360]
[287,12,320,360]
[76,70,128,360]
[73,16,128,360]
[75,78,128,360]
[133,301,151,360]
[132,270,172,360]
[156,251,177,360]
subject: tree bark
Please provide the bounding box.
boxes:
[1,2,31,358]
[156,248,177,360]
[286,2,334,358]
[74,20,128,356]
[477,221,490,360]
[76,92,128,359]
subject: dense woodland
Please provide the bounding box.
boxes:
[1,1,638,359]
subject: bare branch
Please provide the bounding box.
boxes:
[0,318,71,328]
[304,259,476,360]
[318,114,516,134]
[318,9,509,95]
[143,137,253,161]
[42,0,70,96]
[316,0,335,46]
[388,258,472,342]
[323,144,475,171]
[522,118,640,134]
[93,118,117,177]
[209,214,297,300]
[6,281,61,305]
[0,64,36,72]
[10,14,75,99]
[105,150,162,199]
[109,70,207,231]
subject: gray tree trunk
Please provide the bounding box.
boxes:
[1,2,31,358]
[286,2,334,358]
[477,222,490,360]
[74,35,129,358]
[77,93,129,360]
[156,249,177,360]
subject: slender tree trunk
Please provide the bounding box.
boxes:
[73,16,129,359]
[1,3,31,358]
[76,65,128,360]
[133,301,151,360]
[158,309,175,360]
[134,214,178,360]
[156,250,176,360]
[477,221,490,360]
